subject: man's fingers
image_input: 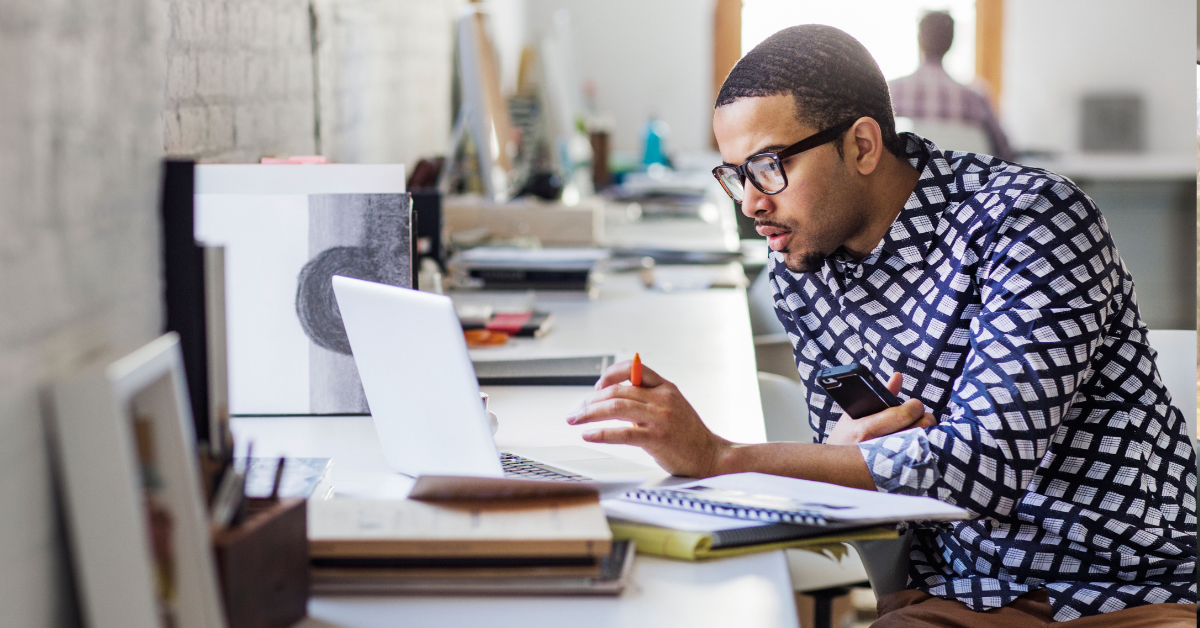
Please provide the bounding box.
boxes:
[886,372,903,396]
[581,426,649,445]
[582,380,657,406]
[594,359,665,390]
[567,396,653,426]
[569,383,655,424]
[915,412,938,429]
[856,399,925,439]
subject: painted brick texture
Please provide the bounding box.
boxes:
[313,0,458,165]
[2,1,459,623]
[0,1,166,626]
[162,0,318,161]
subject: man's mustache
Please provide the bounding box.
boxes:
[755,220,794,231]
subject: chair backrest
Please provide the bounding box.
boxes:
[757,372,813,443]
[1145,329,1197,444]
[909,119,991,155]
[748,266,787,339]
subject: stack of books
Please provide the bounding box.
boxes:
[308,494,634,595]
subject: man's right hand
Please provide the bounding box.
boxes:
[824,372,938,446]
[566,359,731,477]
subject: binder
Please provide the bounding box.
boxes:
[608,519,897,561]
[603,497,896,561]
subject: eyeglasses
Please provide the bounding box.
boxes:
[711,119,857,203]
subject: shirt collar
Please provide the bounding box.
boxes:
[881,133,954,266]
[824,132,953,283]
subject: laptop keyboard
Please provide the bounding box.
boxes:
[500,452,590,482]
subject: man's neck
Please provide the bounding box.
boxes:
[920,54,946,68]
[840,151,921,260]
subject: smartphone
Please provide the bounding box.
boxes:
[816,363,902,419]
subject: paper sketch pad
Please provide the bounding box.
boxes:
[409,475,640,500]
[308,495,612,560]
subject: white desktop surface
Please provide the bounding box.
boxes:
[232,271,798,628]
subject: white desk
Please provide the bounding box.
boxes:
[232,271,799,628]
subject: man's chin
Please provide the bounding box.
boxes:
[779,249,827,274]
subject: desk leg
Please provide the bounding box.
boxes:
[806,586,850,628]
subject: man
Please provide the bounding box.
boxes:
[889,11,1015,161]
[567,25,1196,626]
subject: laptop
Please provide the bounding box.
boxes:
[330,276,657,496]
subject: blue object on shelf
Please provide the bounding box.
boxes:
[642,117,670,167]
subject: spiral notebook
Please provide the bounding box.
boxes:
[620,473,971,527]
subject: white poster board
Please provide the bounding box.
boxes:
[194,164,407,415]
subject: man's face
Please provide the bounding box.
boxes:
[713,94,867,273]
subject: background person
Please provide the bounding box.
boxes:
[889,11,1016,161]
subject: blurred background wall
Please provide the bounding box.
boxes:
[1004,0,1194,156]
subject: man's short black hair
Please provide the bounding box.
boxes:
[715,25,903,158]
[919,11,955,61]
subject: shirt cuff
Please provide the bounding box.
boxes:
[858,426,940,496]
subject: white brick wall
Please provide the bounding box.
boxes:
[1,1,461,622]
[163,0,460,165]
[313,0,460,165]
[162,0,318,161]
[0,0,166,626]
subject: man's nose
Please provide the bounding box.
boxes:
[740,180,773,218]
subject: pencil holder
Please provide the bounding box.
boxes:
[212,498,308,628]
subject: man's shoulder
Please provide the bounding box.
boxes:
[940,155,1093,235]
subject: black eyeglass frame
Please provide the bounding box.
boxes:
[711,118,859,201]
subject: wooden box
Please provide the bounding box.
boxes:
[212,498,308,628]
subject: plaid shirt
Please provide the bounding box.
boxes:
[768,133,1196,620]
[889,61,1015,161]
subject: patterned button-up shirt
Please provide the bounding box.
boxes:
[768,133,1197,620]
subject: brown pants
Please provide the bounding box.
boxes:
[872,589,1197,628]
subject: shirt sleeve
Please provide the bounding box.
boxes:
[858,179,1124,519]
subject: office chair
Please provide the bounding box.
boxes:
[748,268,803,383]
[1145,330,1197,448]
[759,372,873,627]
[907,119,991,155]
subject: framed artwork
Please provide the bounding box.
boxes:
[49,333,226,628]
[193,164,411,415]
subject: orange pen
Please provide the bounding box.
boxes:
[631,353,643,387]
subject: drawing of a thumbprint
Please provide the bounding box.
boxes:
[295,246,380,355]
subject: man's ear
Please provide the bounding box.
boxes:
[845,117,884,176]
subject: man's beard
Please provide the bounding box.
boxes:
[780,248,828,273]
